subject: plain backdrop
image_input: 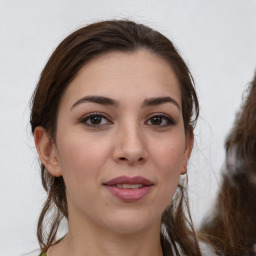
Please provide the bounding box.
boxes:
[0,1,256,255]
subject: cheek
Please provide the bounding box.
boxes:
[56,132,112,184]
[55,133,114,212]
[149,135,186,201]
[150,135,186,173]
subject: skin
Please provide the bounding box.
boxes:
[34,50,193,256]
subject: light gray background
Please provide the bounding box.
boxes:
[0,1,256,255]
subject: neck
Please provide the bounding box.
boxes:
[66,228,163,256]
[48,210,163,256]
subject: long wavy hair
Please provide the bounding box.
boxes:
[30,19,201,255]
[200,73,256,255]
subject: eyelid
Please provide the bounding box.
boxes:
[79,112,112,126]
[145,113,176,126]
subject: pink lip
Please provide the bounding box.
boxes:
[103,176,154,202]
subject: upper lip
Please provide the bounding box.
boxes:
[104,176,153,186]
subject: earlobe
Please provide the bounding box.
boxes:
[34,126,62,177]
[181,134,194,175]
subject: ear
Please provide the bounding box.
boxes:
[34,126,62,177]
[180,133,194,175]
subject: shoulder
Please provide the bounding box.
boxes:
[20,249,42,256]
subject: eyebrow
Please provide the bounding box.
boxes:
[142,97,180,111]
[71,95,180,111]
[71,96,119,110]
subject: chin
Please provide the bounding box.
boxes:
[101,209,160,235]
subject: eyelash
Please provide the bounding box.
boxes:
[79,112,175,128]
[145,113,175,127]
[79,112,112,127]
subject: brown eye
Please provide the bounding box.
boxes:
[80,113,111,127]
[90,116,102,125]
[146,114,175,127]
[151,116,162,125]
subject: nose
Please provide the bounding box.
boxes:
[113,124,148,165]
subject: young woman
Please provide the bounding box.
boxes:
[201,74,256,255]
[30,19,205,256]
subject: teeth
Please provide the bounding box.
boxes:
[116,184,143,189]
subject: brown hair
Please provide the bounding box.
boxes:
[30,19,200,255]
[200,73,256,255]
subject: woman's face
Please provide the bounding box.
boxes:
[51,50,192,234]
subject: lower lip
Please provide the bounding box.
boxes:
[105,186,152,202]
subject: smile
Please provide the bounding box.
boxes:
[104,176,154,202]
[116,184,143,189]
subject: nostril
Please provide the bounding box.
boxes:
[119,157,144,162]
[117,156,145,163]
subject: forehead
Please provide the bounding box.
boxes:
[60,50,181,108]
